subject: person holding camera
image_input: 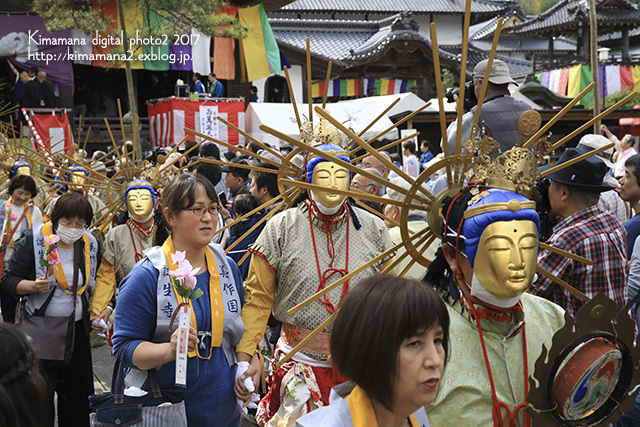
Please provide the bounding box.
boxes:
[530,148,627,318]
[442,59,531,155]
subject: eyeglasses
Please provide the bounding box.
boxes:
[351,183,373,190]
[58,220,87,229]
[183,205,219,216]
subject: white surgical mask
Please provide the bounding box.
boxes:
[469,273,524,309]
[57,224,86,245]
[309,191,343,216]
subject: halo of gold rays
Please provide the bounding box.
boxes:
[196,9,640,399]
[23,99,167,231]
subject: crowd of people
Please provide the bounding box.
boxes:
[0,57,639,427]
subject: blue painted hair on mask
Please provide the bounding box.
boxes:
[67,164,88,181]
[12,158,31,176]
[463,188,540,269]
[125,179,156,207]
[305,144,352,184]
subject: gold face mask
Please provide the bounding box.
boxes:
[473,220,538,298]
[127,188,154,221]
[70,172,86,191]
[310,161,350,209]
[16,166,31,176]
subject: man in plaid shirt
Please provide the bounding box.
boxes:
[531,148,627,317]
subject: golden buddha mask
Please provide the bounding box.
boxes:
[127,188,154,221]
[310,161,350,209]
[473,220,538,298]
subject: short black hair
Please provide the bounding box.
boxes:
[161,173,218,219]
[249,162,280,198]
[29,66,38,75]
[331,274,449,411]
[195,161,223,187]
[247,142,261,154]
[625,154,640,184]
[563,182,601,207]
[229,167,250,182]
[421,140,432,150]
[51,192,93,230]
[8,175,38,197]
[199,142,220,160]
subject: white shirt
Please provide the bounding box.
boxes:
[404,154,420,178]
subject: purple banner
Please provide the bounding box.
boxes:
[169,43,192,71]
[0,15,74,87]
[541,71,550,88]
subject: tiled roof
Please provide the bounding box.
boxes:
[598,25,640,42]
[350,13,432,60]
[439,45,532,76]
[270,18,377,62]
[471,36,577,53]
[278,0,507,14]
[512,0,640,37]
[271,13,532,75]
[272,14,436,63]
[469,17,502,40]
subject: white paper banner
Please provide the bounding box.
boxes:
[198,105,219,145]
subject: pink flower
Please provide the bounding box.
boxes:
[45,234,60,245]
[9,213,17,221]
[171,251,186,265]
[4,203,10,213]
[169,258,201,278]
[183,276,197,291]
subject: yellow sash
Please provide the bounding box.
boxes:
[6,197,32,248]
[162,236,224,359]
[347,385,421,427]
[42,221,90,295]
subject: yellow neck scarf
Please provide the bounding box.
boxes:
[6,197,32,248]
[347,385,421,427]
[162,236,224,359]
[42,221,90,295]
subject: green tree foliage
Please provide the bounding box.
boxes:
[517,0,561,15]
[584,90,640,109]
[31,0,247,39]
[441,68,456,93]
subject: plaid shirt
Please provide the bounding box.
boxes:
[531,205,627,317]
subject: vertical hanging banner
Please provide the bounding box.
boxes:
[214,6,238,81]
[199,105,220,149]
[238,5,272,81]
[27,110,73,153]
[122,0,144,70]
[91,1,120,68]
[143,10,170,71]
[191,28,211,76]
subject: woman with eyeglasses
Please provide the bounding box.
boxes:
[1,191,102,427]
[113,173,246,426]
